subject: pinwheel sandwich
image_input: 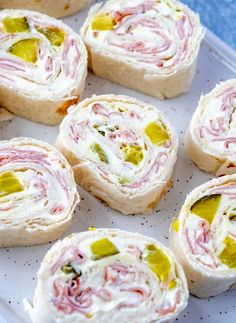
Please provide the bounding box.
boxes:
[81,0,204,99]
[0,9,87,125]
[56,94,178,215]
[0,137,79,247]
[25,228,188,323]
[170,175,236,298]
[185,79,236,176]
[0,0,91,18]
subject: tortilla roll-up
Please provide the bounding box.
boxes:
[185,79,236,176]
[25,228,188,323]
[0,9,87,125]
[56,94,178,215]
[170,175,236,298]
[81,0,204,99]
[0,137,79,247]
[0,0,91,18]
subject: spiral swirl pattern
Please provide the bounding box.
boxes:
[56,94,178,214]
[0,137,79,247]
[0,10,87,124]
[82,0,204,98]
[25,229,188,323]
[185,79,236,176]
[170,175,236,297]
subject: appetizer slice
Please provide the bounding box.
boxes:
[81,0,204,99]
[0,9,87,125]
[185,79,236,176]
[25,228,188,322]
[56,94,178,214]
[170,175,236,298]
[0,0,91,18]
[0,137,79,247]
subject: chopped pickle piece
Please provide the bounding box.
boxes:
[92,14,115,31]
[91,238,119,260]
[93,124,105,136]
[190,194,221,225]
[3,16,29,33]
[145,121,170,146]
[0,172,23,198]
[91,143,108,163]
[168,279,177,289]
[118,176,130,185]
[229,213,236,221]
[88,226,96,231]
[8,38,39,63]
[219,236,236,268]
[98,130,105,136]
[36,26,65,46]
[122,145,143,166]
[172,219,179,232]
[144,244,171,282]
[166,0,173,8]
[61,263,77,275]
[61,263,82,276]
[118,107,126,112]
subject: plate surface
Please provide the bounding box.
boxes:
[0,5,236,323]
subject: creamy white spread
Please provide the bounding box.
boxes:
[182,180,236,271]
[45,230,187,322]
[193,80,236,159]
[84,0,204,74]
[0,10,85,99]
[0,138,77,229]
[61,96,178,193]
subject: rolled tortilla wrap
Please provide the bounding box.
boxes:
[185,79,236,176]
[25,228,188,323]
[0,9,87,125]
[81,0,204,99]
[0,137,79,247]
[170,175,236,298]
[0,0,91,18]
[56,94,178,215]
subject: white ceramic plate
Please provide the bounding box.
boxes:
[0,4,236,323]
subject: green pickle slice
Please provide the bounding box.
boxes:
[91,143,108,163]
[8,38,39,63]
[0,171,23,198]
[91,238,119,260]
[145,121,170,146]
[61,263,77,275]
[3,16,29,33]
[229,212,236,221]
[118,176,130,185]
[168,279,177,289]
[219,236,236,268]
[61,263,82,276]
[190,194,221,225]
[91,14,115,31]
[144,244,171,282]
[122,145,143,165]
[36,26,65,46]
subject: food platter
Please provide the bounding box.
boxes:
[0,4,236,323]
